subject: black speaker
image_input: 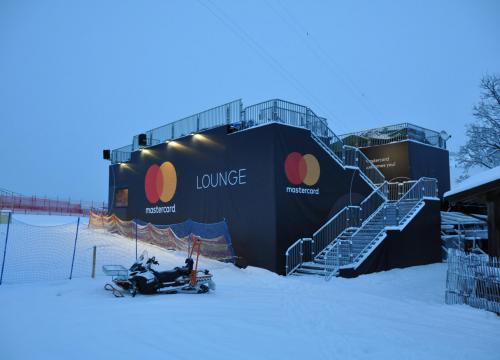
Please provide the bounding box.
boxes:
[138,133,147,146]
[103,149,110,160]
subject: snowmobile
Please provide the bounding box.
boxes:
[103,240,215,297]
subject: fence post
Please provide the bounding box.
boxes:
[91,246,97,278]
[135,221,138,260]
[69,217,80,280]
[285,253,289,275]
[299,239,303,265]
[0,212,12,285]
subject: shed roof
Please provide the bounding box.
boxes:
[444,166,500,202]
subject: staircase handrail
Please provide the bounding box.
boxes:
[394,177,437,204]
[385,180,418,201]
[351,226,388,266]
[285,182,388,275]
[284,118,391,276]
[312,206,361,256]
[392,177,438,226]
[285,205,362,276]
[285,237,313,276]
[322,177,438,279]
[310,132,345,168]
[359,182,388,221]
[349,177,438,270]
[324,242,341,280]
[342,145,386,187]
[308,122,385,191]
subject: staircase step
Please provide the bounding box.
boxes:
[300,261,338,270]
[295,268,326,276]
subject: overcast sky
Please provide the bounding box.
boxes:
[1,0,499,202]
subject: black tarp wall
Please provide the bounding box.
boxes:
[108,123,373,274]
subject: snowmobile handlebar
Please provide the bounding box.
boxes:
[146,257,159,266]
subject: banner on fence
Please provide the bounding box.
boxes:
[88,211,234,260]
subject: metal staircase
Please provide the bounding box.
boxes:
[287,179,437,279]
[285,117,439,278]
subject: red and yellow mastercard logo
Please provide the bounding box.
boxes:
[145,162,177,204]
[285,152,320,186]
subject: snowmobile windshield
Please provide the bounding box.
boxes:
[137,250,148,265]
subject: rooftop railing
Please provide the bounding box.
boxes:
[110,99,343,164]
[132,99,243,151]
[109,101,447,165]
[339,123,448,149]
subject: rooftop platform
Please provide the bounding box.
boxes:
[109,99,450,164]
[110,99,340,164]
[340,123,448,150]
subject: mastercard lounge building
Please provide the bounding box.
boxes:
[107,99,445,275]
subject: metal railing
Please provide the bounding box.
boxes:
[340,122,448,149]
[344,178,437,270]
[136,99,242,150]
[285,238,314,276]
[241,99,344,154]
[284,177,439,276]
[324,242,341,280]
[338,146,386,187]
[313,206,361,255]
[321,177,438,279]
[350,214,388,267]
[110,98,345,164]
[111,146,133,163]
[243,99,325,134]
[313,184,387,277]
[285,182,387,276]
[360,183,387,221]
[385,180,417,201]
[446,249,500,314]
[395,177,437,201]
[389,177,437,226]
[111,100,243,162]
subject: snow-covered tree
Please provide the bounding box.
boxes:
[457,74,500,180]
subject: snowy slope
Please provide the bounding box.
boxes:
[0,214,499,360]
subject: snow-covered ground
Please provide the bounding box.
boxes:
[0,214,499,359]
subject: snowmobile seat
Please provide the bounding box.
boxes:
[154,269,184,283]
[153,258,195,283]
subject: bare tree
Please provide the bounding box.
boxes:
[457,74,500,179]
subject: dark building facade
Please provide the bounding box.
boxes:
[360,141,450,197]
[108,124,372,273]
[107,100,449,275]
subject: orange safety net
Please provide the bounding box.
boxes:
[88,211,234,260]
